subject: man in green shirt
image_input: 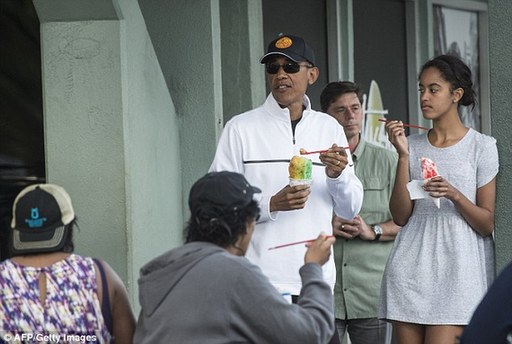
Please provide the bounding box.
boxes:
[320,81,400,344]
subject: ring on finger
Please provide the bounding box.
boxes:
[341,225,345,230]
[336,160,340,166]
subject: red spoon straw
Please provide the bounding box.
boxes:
[300,147,350,155]
[378,118,429,131]
[268,235,335,250]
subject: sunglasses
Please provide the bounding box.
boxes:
[265,61,313,74]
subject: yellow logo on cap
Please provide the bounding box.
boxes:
[275,36,292,49]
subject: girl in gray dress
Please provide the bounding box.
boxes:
[379,55,499,344]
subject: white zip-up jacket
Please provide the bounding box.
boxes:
[210,94,363,295]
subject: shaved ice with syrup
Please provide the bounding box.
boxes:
[289,156,312,186]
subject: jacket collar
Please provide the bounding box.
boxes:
[263,93,312,122]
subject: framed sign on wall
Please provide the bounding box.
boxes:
[431,0,489,133]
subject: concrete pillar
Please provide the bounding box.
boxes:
[34,0,184,310]
[489,0,512,273]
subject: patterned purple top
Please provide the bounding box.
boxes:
[0,254,111,343]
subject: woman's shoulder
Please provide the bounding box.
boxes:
[0,259,18,285]
[0,258,14,269]
[64,253,96,268]
[468,128,497,146]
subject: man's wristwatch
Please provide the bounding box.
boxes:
[371,224,383,241]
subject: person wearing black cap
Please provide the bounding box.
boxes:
[134,171,337,343]
[209,35,363,343]
[0,183,135,343]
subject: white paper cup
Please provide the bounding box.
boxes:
[289,178,312,186]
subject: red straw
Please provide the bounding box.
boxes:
[268,235,335,250]
[300,147,350,155]
[378,118,429,130]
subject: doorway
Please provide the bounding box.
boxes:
[0,0,45,260]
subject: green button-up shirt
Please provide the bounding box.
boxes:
[334,138,398,319]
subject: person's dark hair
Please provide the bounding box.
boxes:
[185,201,260,247]
[61,220,76,253]
[320,81,364,113]
[419,54,476,109]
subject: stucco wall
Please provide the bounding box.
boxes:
[117,0,184,308]
[138,0,223,212]
[489,0,512,273]
[41,19,129,280]
[35,0,184,309]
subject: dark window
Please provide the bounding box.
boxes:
[0,0,45,260]
[354,0,409,124]
[262,0,328,111]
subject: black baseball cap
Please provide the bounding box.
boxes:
[189,171,261,212]
[10,184,75,254]
[260,34,316,66]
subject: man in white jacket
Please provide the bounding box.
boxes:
[209,34,363,343]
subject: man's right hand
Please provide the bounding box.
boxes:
[269,184,311,212]
[304,233,335,266]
